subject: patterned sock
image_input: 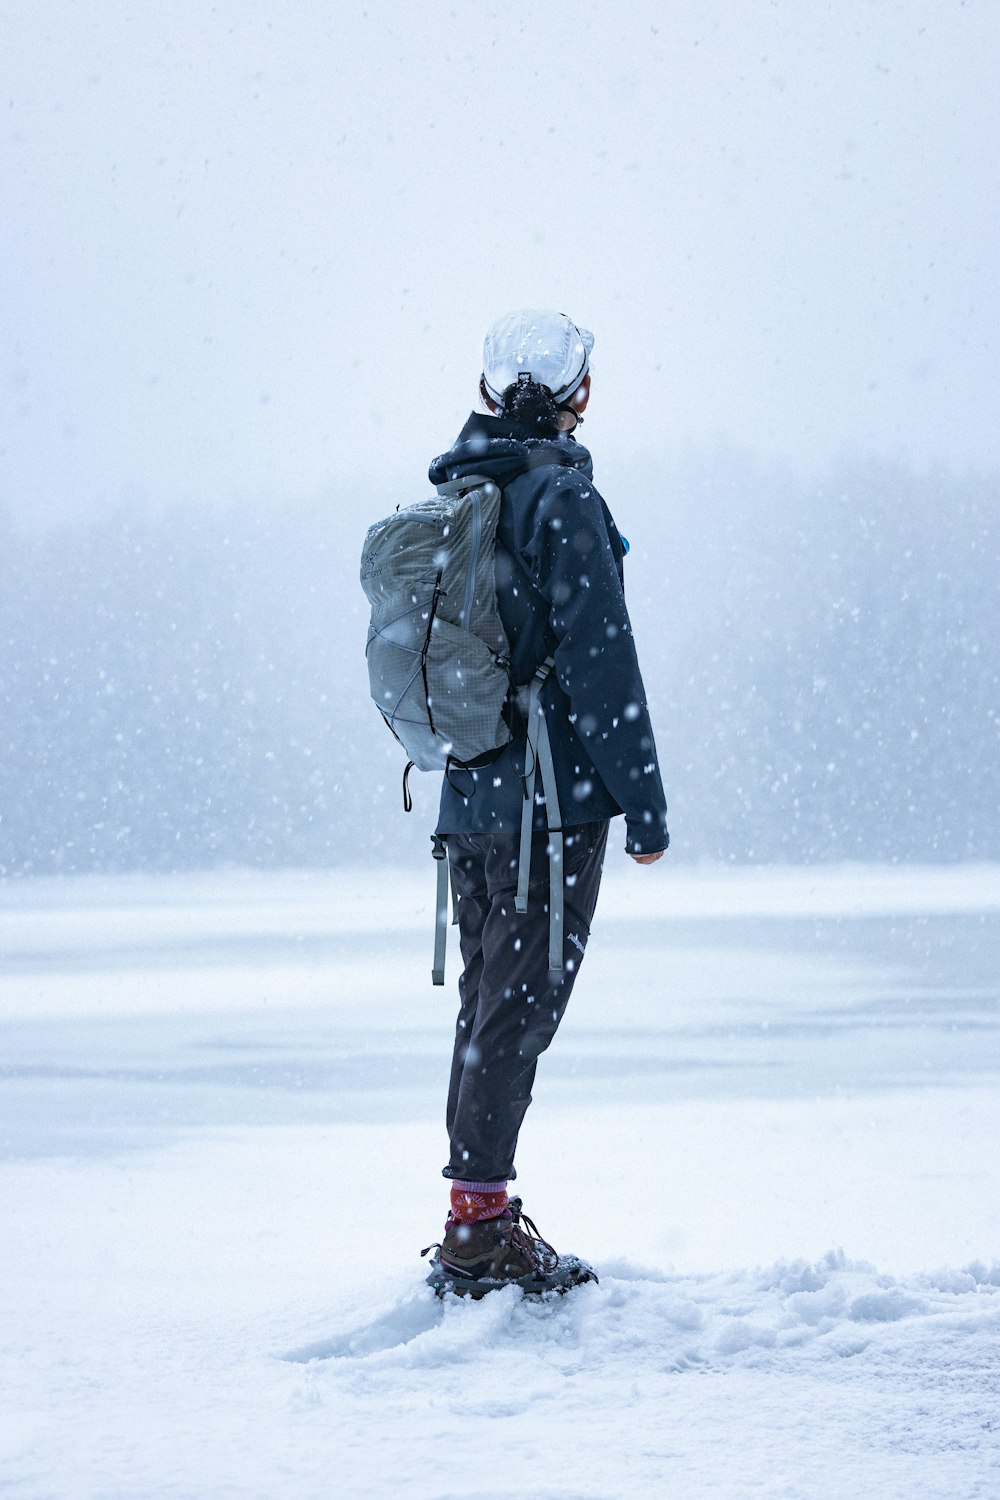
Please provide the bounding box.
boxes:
[449,1179,510,1225]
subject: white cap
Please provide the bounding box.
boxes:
[482,308,594,407]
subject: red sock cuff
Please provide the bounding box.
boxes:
[449,1181,510,1224]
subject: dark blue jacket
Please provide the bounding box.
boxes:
[428,412,669,855]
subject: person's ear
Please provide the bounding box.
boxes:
[554,375,591,430]
[480,377,500,414]
[571,374,591,414]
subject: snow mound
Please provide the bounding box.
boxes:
[270,1253,1000,1494]
[283,1249,1000,1377]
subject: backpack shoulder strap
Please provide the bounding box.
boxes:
[433,474,497,497]
[514,656,563,973]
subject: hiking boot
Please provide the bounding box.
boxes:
[422,1196,598,1298]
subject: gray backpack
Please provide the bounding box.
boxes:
[361,475,564,986]
[360,476,513,777]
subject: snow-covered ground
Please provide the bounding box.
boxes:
[2,862,999,1499]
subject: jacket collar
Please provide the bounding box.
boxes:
[428,411,593,489]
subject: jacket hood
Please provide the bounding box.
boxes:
[428,411,593,490]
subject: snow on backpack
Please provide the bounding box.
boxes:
[360,475,564,986]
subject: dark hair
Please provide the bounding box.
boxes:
[500,373,563,435]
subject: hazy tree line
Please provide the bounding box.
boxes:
[1,453,997,875]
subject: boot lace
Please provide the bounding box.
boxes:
[509,1196,559,1274]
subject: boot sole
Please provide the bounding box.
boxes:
[426,1254,598,1300]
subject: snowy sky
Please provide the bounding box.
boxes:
[2,1,997,522]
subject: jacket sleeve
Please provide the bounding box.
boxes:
[522,470,670,855]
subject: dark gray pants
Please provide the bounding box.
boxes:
[443,819,609,1182]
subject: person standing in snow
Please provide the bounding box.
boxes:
[425,309,669,1291]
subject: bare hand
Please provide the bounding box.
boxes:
[629,850,665,865]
